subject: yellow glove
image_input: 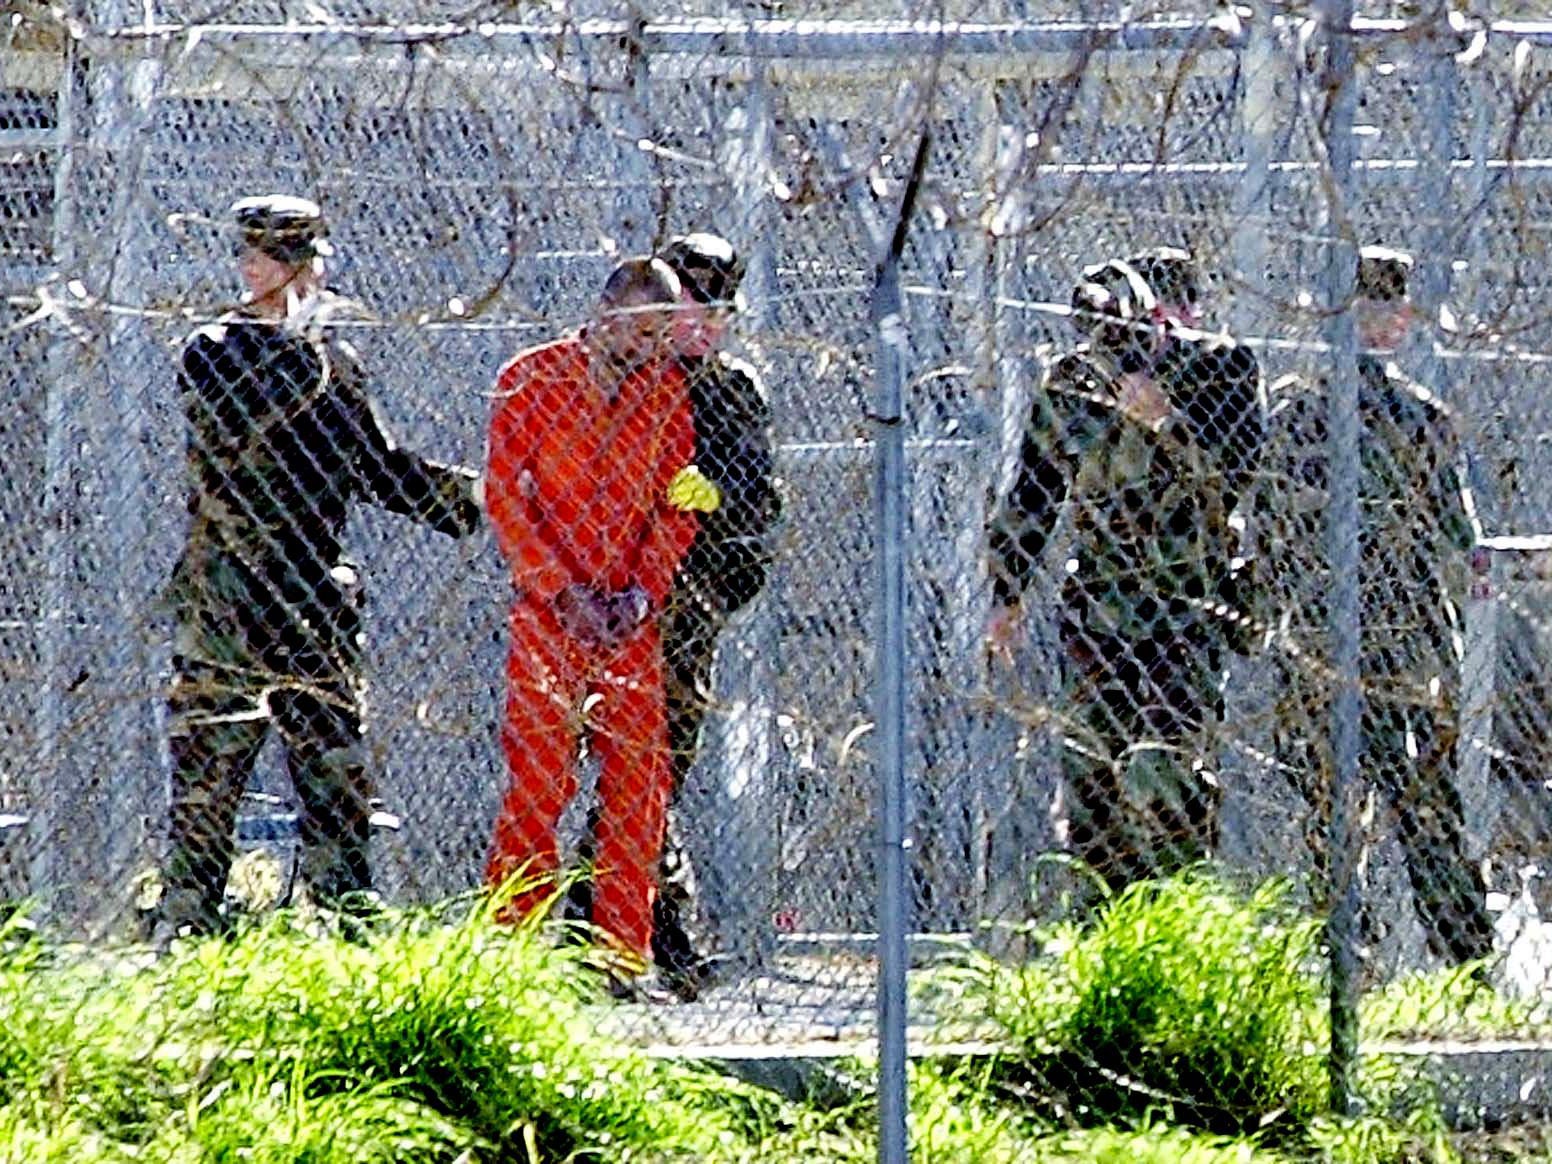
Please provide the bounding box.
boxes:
[667,465,722,513]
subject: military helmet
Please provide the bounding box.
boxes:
[1356,244,1413,302]
[1125,245,1201,311]
[659,232,746,310]
[1069,258,1163,372]
[1071,258,1157,329]
[231,194,333,264]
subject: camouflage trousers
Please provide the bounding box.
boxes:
[1274,664,1493,967]
[1056,627,1224,900]
[158,605,373,935]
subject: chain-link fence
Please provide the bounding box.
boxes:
[11,0,1552,1155]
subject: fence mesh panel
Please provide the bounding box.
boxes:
[11,2,1552,1157]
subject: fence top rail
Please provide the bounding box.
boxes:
[54,13,1552,52]
[64,16,1243,55]
[1022,157,1552,182]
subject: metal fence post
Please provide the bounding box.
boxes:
[1412,18,1456,398]
[30,5,161,928]
[969,78,1010,939]
[871,128,929,1164]
[1223,2,1281,872]
[1457,19,1502,868]
[1316,0,1363,1115]
[33,33,83,919]
[35,2,165,932]
[1415,15,1493,870]
[1232,3,1275,342]
[1456,21,1501,542]
[700,37,780,973]
[94,15,162,931]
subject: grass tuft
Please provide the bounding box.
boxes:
[0,903,745,1161]
[1362,963,1538,1042]
[972,872,1326,1136]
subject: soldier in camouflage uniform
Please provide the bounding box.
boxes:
[1258,246,1493,966]
[152,195,481,939]
[988,252,1261,897]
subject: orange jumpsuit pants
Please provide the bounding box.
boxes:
[484,336,697,959]
[490,602,672,957]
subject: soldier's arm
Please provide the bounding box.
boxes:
[987,380,1074,608]
[1177,340,1265,510]
[1212,343,1266,508]
[1254,375,1317,487]
[178,328,249,460]
[337,342,481,539]
[706,357,781,540]
[1424,399,1481,554]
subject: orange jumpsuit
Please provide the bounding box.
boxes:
[484,335,698,958]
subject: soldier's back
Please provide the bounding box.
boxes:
[1046,351,1235,640]
[1258,363,1465,686]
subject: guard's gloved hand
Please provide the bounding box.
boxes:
[668,465,722,513]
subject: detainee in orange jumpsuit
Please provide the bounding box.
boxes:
[484,257,704,962]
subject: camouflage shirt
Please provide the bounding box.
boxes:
[1255,354,1477,697]
[989,334,1261,648]
[173,293,480,640]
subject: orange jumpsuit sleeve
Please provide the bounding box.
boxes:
[486,353,574,601]
[628,367,701,607]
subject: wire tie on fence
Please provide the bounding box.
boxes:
[863,410,903,427]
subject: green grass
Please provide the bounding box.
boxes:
[1362,964,1545,1042]
[908,1063,1292,1162]
[0,904,767,1162]
[932,870,1530,1162]
[961,874,1327,1137]
[1020,1124,1289,1162]
[0,875,1537,1163]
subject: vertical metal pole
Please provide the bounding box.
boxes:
[1412,20,1454,397]
[972,79,1044,949]
[1459,24,1498,537]
[966,79,998,932]
[1224,4,1280,855]
[53,1,162,932]
[99,35,162,933]
[873,229,911,1164]
[735,63,775,332]
[872,130,929,1164]
[1416,14,1490,866]
[34,34,82,918]
[1232,3,1276,342]
[1458,21,1500,863]
[1316,0,1363,1116]
[707,40,780,972]
[624,8,655,250]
